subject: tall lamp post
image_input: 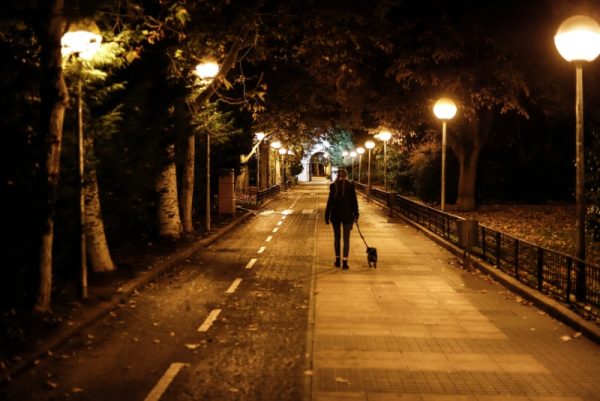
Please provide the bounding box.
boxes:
[195,60,220,231]
[271,140,282,187]
[356,147,365,183]
[365,140,375,197]
[342,150,349,170]
[433,97,457,212]
[61,19,102,299]
[279,148,287,188]
[555,15,600,296]
[255,132,265,190]
[350,151,357,181]
[376,130,392,191]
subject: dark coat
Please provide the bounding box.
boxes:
[325,179,359,224]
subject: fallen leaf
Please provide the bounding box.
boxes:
[185,344,201,350]
[45,380,58,389]
[304,370,314,376]
[71,387,84,393]
[335,377,350,384]
[560,335,572,342]
[573,332,583,339]
[153,339,161,344]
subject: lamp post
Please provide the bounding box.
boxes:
[195,60,220,231]
[555,15,600,296]
[365,140,376,197]
[350,151,357,180]
[376,130,392,191]
[61,19,102,299]
[279,147,287,188]
[356,147,365,183]
[271,140,282,187]
[255,132,265,190]
[342,150,349,169]
[433,97,457,212]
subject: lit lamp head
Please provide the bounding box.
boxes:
[433,98,457,121]
[342,151,349,157]
[287,150,293,155]
[365,140,375,150]
[376,130,392,142]
[271,140,282,150]
[323,152,329,158]
[195,60,220,79]
[350,151,357,158]
[255,132,265,141]
[61,19,102,60]
[356,147,365,155]
[278,148,287,155]
[555,15,600,62]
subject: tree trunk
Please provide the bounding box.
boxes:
[181,133,195,233]
[157,144,182,238]
[84,136,116,272]
[456,149,480,211]
[34,0,68,313]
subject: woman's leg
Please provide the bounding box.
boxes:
[332,221,341,265]
[342,222,353,266]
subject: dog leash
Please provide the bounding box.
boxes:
[355,220,370,249]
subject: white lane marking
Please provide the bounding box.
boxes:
[258,246,266,254]
[281,209,293,215]
[225,278,242,294]
[143,362,189,401]
[277,221,283,226]
[272,227,279,233]
[266,236,273,242]
[245,258,257,269]
[281,215,287,220]
[198,309,221,332]
[302,209,313,214]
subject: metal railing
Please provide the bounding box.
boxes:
[236,184,281,207]
[356,185,600,320]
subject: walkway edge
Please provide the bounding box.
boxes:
[3,210,254,382]
[359,194,600,346]
[395,208,600,345]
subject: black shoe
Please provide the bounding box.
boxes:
[334,257,340,268]
[342,260,349,269]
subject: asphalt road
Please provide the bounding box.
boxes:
[3,186,324,401]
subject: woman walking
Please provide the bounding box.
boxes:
[324,169,359,269]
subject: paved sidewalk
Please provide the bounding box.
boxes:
[310,189,600,401]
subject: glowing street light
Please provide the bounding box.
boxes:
[255,132,265,190]
[555,15,600,295]
[192,61,220,232]
[365,140,376,197]
[433,97,457,212]
[356,147,365,183]
[61,19,102,300]
[376,130,392,191]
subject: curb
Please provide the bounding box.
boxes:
[3,210,255,382]
[362,194,600,345]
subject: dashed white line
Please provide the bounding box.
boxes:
[266,236,273,242]
[198,309,221,332]
[245,258,257,269]
[225,278,242,294]
[277,221,283,226]
[258,246,266,254]
[272,227,279,233]
[143,362,189,401]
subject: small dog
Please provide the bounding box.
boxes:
[366,247,378,268]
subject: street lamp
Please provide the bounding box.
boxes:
[279,147,287,188]
[554,15,600,294]
[376,130,392,191]
[195,61,220,231]
[433,97,457,212]
[356,147,365,183]
[61,19,102,300]
[365,140,376,197]
[271,140,282,186]
[255,132,265,190]
[350,151,357,180]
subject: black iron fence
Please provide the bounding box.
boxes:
[356,185,600,320]
[235,184,281,207]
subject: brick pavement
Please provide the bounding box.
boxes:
[306,179,600,401]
